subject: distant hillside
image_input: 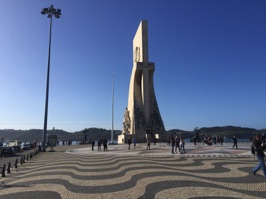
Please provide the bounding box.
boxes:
[0,126,265,142]
[167,126,266,139]
[0,128,122,142]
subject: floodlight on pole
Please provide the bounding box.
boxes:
[41,5,61,152]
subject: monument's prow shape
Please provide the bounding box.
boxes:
[122,20,165,143]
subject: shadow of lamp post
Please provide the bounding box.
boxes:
[41,5,61,152]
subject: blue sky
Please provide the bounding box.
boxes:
[0,0,265,132]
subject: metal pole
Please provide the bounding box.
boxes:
[111,73,114,143]
[42,15,53,152]
[41,5,61,152]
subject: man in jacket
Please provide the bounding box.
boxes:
[252,134,266,178]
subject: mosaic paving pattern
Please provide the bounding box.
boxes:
[0,146,265,199]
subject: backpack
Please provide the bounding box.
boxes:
[251,144,255,155]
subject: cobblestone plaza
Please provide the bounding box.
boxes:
[0,142,265,198]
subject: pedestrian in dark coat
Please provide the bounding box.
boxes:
[91,140,95,151]
[252,135,266,177]
[171,135,175,154]
[174,136,180,153]
[98,139,102,151]
[133,137,136,150]
[232,136,238,148]
[128,137,132,150]
[103,139,108,151]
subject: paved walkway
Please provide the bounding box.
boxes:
[0,142,265,199]
[67,142,253,157]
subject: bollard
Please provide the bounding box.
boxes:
[30,153,32,159]
[7,162,11,173]
[26,154,29,161]
[14,159,18,168]
[20,156,23,165]
[2,164,6,177]
[23,155,26,163]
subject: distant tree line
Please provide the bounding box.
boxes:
[0,126,265,143]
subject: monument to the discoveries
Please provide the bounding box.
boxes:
[122,20,165,143]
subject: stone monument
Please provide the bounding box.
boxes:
[121,20,166,143]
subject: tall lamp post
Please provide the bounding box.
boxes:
[41,5,61,151]
[111,73,114,144]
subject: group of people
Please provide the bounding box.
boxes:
[88,133,266,179]
[127,137,137,150]
[61,140,72,146]
[91,138,108,151]
[202,135,225,146]
[170,135,185,154]
[127,137,153,150]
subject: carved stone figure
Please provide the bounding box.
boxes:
[123,107,131,134]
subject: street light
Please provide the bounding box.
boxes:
[41,5,61,151]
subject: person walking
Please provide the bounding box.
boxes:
[98,139,102,151]
[193,136,196,145]
[154,136,157,145]
[174,135,180,153]
[103,139,108,151]
[220,136,224,146]
[251,134,266,178]
[91,140,95,151]
[146,141,151,150]
[167,136,171,146]
[262,134,265,145]
[232,136,238,148]
[171,135,175,154]
[133,137,136,150]
[128,137,132,150]
[180,137,185,153]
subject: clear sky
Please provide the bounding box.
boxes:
[0,0,265,132]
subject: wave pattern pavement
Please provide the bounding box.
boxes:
[0,143,265,199]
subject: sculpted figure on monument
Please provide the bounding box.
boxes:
[134,46,140,62]
[123,107,131,133]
